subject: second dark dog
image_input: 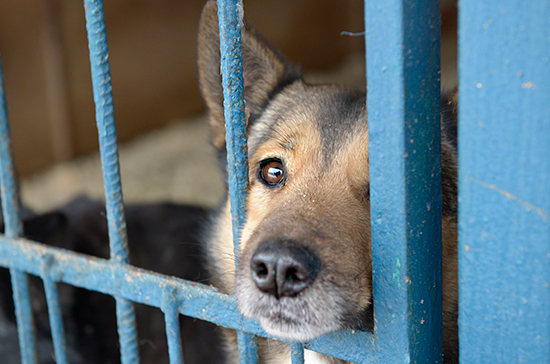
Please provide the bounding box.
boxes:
[0,196,224,364]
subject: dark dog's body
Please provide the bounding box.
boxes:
[198,2,458,363]
[0,197,224,364]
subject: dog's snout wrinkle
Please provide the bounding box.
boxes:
[250,239,320,299]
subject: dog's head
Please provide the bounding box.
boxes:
[198,1,372,341]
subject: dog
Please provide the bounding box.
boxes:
[197,1,458,363]
[0,196,225,364]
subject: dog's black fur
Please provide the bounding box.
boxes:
[0,196,224,364]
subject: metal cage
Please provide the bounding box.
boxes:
[1,0,549,363]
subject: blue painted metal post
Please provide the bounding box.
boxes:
[162,287,183,364]
[42,275,69,364]
[83,1,140,363]
[217,0,260,363]
[0,54,38,364]
[290,343,304,364]
[365,0,442,362]
[217,0,247,260]
[458,0,550,362]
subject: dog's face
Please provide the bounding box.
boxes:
[237,83,372,341]
[198,1,372,341]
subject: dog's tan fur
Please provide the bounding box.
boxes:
[198,2,458,363]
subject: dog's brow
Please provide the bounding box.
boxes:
[278,138,296,151]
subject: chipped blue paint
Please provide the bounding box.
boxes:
[392,257,403,287]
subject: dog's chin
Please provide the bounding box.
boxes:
[258,316,340,342]
[236,283,349,342]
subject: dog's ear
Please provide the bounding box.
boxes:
[198,0,301,151]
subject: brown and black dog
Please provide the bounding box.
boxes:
[198,1,458,363]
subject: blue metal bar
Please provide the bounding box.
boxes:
[83,0,129,265]
[83,1,139,363]
[0,235,375,363]
[115,299,139,364]
[0,53,38,364]
[237,331,259,364]
[217,0,248,262]
[216,0,259,363]
[458,1,550,362]
[290,343,304,364]
[42,275,69,364]
[8,271,36,364]
[0,57,23,244]
[162,286,183,364]
[365,0,442,362]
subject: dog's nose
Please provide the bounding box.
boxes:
[250,240,320,299]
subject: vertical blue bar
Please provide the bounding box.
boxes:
[237,331,259,364]
[217,0,248,260]
[0,54,38,364]
[290,343,304,364]
[83,1,139,363]
[217,0,259,363]
[42,276,69,364]
[458,0,550,362]
[365,0,442,362]
[162,289,183,364]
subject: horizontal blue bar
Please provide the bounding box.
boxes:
[0,236,377,363]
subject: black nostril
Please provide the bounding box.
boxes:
[250,239,320,299]
[250,254,277,296]
[254,262,269,278]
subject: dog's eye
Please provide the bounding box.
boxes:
[259,159,285,186]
